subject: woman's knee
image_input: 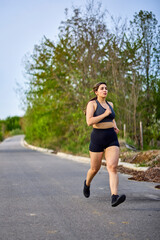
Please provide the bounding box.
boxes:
[107,163,118,173]
[91,167,100,175]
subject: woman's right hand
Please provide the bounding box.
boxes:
[104,107,112,117]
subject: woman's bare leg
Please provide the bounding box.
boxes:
[105,146,119,195]
[86,151,104,186]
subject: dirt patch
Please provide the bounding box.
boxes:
[119,149,160,184]
[118,166,160,183]
[120,150,160,166]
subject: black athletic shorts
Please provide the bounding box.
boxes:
[89,128,120,152]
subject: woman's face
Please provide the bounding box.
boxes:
[95,84,108,98]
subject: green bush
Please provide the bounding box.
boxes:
[9,129,24,136]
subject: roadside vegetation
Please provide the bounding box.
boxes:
[0,116,24,141]
[15,1,160,156]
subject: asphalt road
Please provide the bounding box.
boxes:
[0,135,160,240]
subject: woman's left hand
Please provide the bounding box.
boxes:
[114,127,119,134]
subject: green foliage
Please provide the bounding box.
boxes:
[154,79,160,119]
[9,129,24,136]
[0,116,23,140]
[5,116,21,131]
[0,125,3,141]
[21,2,160,152]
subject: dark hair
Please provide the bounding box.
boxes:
[90,81,107,101]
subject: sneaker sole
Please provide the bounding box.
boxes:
[112,195,126,207]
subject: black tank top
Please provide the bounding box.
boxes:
[93,100,115,123]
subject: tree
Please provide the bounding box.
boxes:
[23,1,113,150]
[130,11,160,127]
[22,4,160,151]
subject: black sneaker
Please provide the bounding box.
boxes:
[111,194,126,207]
[83,180,90,198]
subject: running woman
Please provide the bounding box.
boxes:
[83,82,126,207]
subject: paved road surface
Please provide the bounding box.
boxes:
[0,135,160,240]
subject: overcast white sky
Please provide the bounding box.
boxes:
[0,0,160,119]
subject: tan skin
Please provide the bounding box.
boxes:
[86,84,120,195]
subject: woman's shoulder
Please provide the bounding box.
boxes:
[107,101,114,108]
[87,100,97,110]
[88,99,97,105]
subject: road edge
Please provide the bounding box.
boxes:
[21,136,149,171]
